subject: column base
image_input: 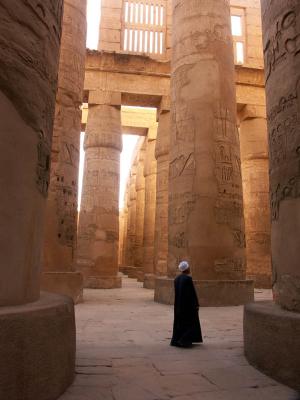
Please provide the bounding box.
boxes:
[247,273,272,289]
[143,274,155,289]
[85,276,122,289]
[154,277,254,306]
[41,271,83,304]
[244,301,300,391]
[136,271,144,282]
[123,266,137,279]
[0,292,75,400]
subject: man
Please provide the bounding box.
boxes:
[170,261,203,348]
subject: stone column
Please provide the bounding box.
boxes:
[41,0,86,304]
[121,184,130,273]
[126,161,138,278]
[0,2,76,399]
[154,104,171,283]
[143,127,158,289]
[244,1,300,391]
[135,143,146,282]
[239,106,271,288]
[77,92,122,289]
[118,209,125,269]
[155,0,254,305]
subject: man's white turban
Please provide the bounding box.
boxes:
[178,261,190,272]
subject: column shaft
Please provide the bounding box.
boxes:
[77,102,122,289]
[244,2,300,390]
[239,113,271,288]
[135,143,146,282]
[155,0,254,306]
[0,3,76,399]
[126,163,138,277]
[154,110,170,277]
[0,0,63,306]
[143,137,157,289]
[42,0,86,302]
[263,1,300,311]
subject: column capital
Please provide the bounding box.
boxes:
[88,90,121,107]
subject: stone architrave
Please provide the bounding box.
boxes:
[135,142,146,282]
[154,106,171,280]
[0,2,75,399]
[42,0,87,304]
[143,128,158,289]
[244,1,300,391]
[155,0,254,305]
[239,106,271,288]
[77,92,122,289]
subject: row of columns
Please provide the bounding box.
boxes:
[121,0,271,306]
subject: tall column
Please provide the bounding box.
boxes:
[118,209,125,269]
[135,143,146,282]
[244,1,300,391]
[77,92,122,289]
[0,2,76,399]
[121,183,130,273]
[156,0,254,305]
[143,126,158,289]
[126,161,138,278]
[239,106,271,288]
[154,104,171,284]
[42,0,87,303]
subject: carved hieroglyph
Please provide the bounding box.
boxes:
[0,0,63,305]
[43,0,87,272]
[143,136,157,287]
[168,0,246,280]
[134,142,146,279]
[239,109,271,288]
[77,102,122,288]
[154,110,170,277]
[262,0,300,312]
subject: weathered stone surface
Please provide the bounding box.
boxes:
[143,135,157,289]
[43,0,87,279]
[0,0,63,306]
[134,142,146,280]
[239,108,271,288]
[261,0,300,313]
[0,292,76,400]
[77,101,122,289]
[154,109,170,278]
[244,301,300,391]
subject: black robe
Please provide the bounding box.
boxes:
[171,274,203,347]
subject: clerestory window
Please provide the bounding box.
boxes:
[122,0,167,56]
[231,7,246,65]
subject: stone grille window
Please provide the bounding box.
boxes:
[231,7,246,65]
[122,0,167,55]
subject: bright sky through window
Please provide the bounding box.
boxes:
[231,15,242,36]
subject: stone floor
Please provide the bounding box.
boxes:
[59,276,299,400]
